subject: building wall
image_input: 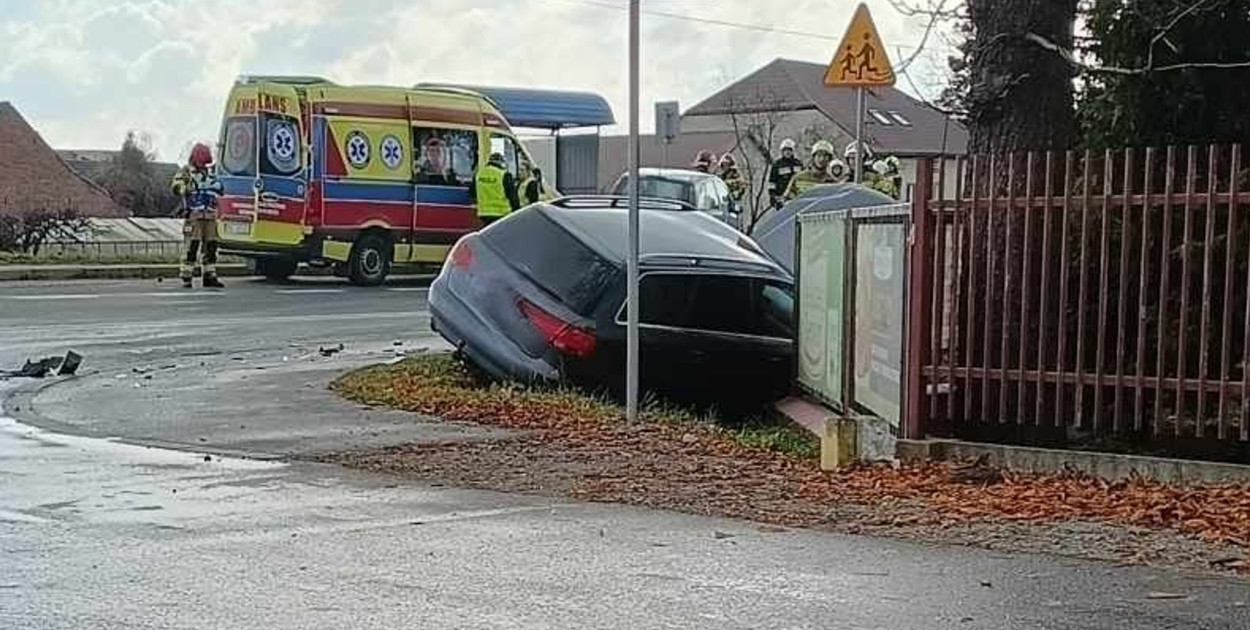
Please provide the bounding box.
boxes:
[517,135,557,189]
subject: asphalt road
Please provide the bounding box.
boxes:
[0,277,504,456]
[2,279,1249,629]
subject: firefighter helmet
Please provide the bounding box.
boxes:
[779,138,797,152]
[189,143,213,169]
[811,140,835,157]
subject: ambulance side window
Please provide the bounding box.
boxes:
[259,113,302,177]
[413,127,478,189]
[489,134,520,177]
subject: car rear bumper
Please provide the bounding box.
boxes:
[429,281,560,384]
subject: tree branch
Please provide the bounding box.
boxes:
[891,0,954,73]
[1026,0,1250,76]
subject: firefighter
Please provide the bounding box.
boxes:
[691,149,716,173]
[171,142,224,289]
[829,157,850,183]
[768,138,803,207]
[843,141,873,182]
[868,157,901,199]
[783,140,838,201]
[474,152,520,225]
[718,153,746,202]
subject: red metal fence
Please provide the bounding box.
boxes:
[909,147,1250,459]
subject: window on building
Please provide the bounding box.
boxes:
[888,111,913,126]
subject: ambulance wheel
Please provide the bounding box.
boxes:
[254,258,298,282]
[348,233,392,286]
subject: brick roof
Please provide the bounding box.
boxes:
[0,102,125,218]
[57,150,181,190]
[685,58,968,157]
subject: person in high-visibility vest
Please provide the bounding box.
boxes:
[717,154,747,202]
[783,140,838,201]
[518,161,541,206]
[829,157,850,183]
[171,142,225,289]
[474,152,520,225]
[867,157,901,199]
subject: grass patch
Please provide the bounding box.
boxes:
[333,352,818,460]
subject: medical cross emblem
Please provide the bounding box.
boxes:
[345,131,370,168]
[271,126,294,159]
[381,135,403,170]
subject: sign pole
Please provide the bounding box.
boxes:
[625,0,641,422]
[854,86,865,183]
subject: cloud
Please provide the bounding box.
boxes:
[0,0,952,159]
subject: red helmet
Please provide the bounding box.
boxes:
[189,143,213,168]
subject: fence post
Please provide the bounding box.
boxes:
[905,159,935,440]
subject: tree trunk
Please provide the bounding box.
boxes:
[954,1,1078,428]
[966,0,1079,154]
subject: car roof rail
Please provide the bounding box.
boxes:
[236,74,333,86]
[640,253,783,275]
[548,195,696,212]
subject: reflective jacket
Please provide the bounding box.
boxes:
[783,168,835,201]
[171,166,223,219]
[474,163,520,217]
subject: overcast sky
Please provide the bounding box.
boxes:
[1,0,950,161]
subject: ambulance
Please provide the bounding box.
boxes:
[214,75,549,285]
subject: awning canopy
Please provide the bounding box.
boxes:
[417,84,615,130]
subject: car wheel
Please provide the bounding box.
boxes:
[254,257,298,282]
[348,233,392,286]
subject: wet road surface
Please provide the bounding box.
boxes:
[2,279,1248,629]
[0,278,504,456]
[3,411,1248,630]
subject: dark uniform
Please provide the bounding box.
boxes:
[768,155,804,207]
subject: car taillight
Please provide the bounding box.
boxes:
[517,298,596,358]
[449,240,473,268]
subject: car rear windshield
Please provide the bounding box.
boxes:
[633,273,794,339]
[613,175,696,206]
[483,210,619,316]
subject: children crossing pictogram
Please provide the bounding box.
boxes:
[824,3,896,87]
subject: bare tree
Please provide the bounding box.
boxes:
[0,207,89,257]
[722,87,837,235]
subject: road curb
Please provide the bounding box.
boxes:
[897,438,1250,486]
[0,264,252,282]
[0,264,439,283]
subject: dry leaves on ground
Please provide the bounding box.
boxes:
[331,355,1250,553]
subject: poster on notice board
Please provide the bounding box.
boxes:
[853,222,906,429]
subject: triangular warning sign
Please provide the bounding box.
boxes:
[824,3,896,87]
